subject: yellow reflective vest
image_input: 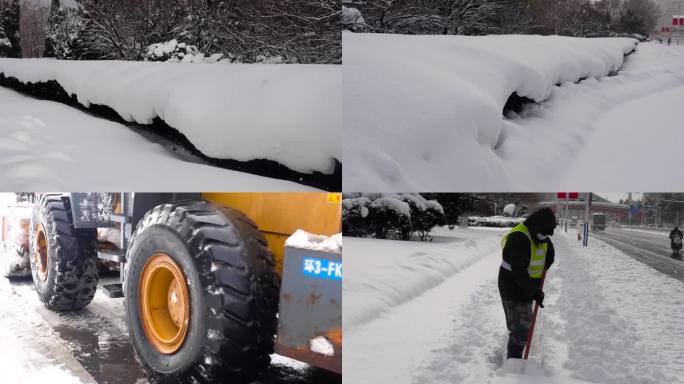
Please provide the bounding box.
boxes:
[501,223,547,279]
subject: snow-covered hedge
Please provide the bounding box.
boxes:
[343,32,638,190]
[468,215,524,227]
[343,193,445,241]
[342,197,372,237]
[0,59,341,175]
[145,40,223,64]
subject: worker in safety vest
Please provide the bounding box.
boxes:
[498,207,556,359]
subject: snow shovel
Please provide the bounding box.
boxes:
[523,269,546,360]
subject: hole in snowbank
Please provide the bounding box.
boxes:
[503,92,536,115]
[0,74,341,191]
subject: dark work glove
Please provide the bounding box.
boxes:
[532,290,545,308]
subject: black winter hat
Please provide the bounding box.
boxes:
[524,207,557,237]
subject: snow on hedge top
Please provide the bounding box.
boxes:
[370,197,411,217]
[285,229,342,253]
[343,32,637,190]
[0,59,341,174]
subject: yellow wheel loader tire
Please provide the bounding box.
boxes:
[28,194,99,311]
[124,200,280,383]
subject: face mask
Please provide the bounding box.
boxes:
[536,233,549,241]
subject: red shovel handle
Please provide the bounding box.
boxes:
[523,270,547,360]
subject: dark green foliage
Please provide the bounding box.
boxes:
[423,193,478,229]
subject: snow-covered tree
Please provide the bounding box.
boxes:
[617,0,659,35]
[0,0,20,57]
[40,0,340,63]
[44,1,83,59]
[423,193,478,229]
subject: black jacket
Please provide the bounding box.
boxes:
[670,229,682,241]
[498,231,555,302]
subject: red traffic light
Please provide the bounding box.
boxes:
[557,192,579,199]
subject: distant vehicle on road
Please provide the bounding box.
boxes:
[592,213,607,231]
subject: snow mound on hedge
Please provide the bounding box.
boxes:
[0,59,341,174]
[343,32,637,190]
[344,227,504,329]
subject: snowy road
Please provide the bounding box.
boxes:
[0,272,340,384]
[591,227,684,281]
[345,229,684,384]
[0,87,315,191]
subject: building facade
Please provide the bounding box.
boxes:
[654,0,684,39]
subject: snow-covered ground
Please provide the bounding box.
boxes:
[0,87,315,191]
[0,60,341,175]
[344,228,684,384]
[0,273,336,384]
[343,32,684,191]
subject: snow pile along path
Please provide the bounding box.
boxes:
[0,87,314,191]
[343,32,636,190]
[502,43,684,190]
[344,227,504,329]
[0,59,341,174]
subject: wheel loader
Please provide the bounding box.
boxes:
[0,192,342,383]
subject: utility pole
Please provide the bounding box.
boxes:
[641,196,646,226]
[564,193,569,233]
[583,192,591,247]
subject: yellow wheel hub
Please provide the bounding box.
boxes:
[35,224,48,281]
[139,253,190,354]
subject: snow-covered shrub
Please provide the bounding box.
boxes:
[145,39,218,63]
[343,197,372,237]
[254,54,292,64]
[368,197,411,240]
[416,200,445,241]
[398,194,426,240]
[400,194,445,241]
[343,6,366,32]
[468,216,523,227]
[503,203,516,217]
